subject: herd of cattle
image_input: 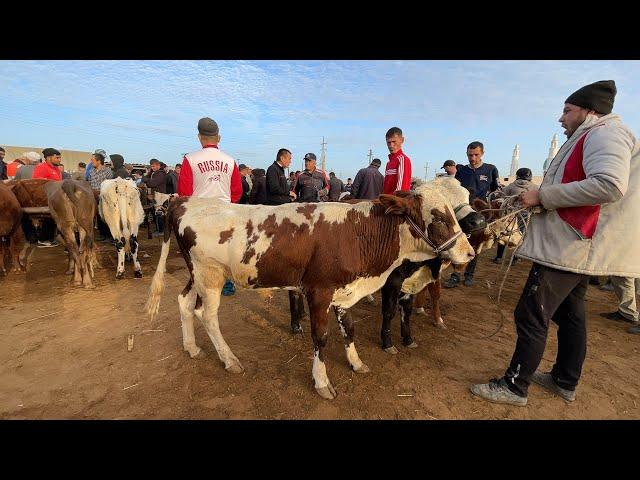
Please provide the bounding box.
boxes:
[0,176,520,400]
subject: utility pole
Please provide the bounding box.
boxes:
[320,136,327,173]
[367,149,373,164]
[424,163,429,181]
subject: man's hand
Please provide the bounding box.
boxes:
[520,190,541,208]
[318,188,329,198]
[289,191,297,200]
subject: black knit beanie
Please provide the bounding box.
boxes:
[565,80,616,115]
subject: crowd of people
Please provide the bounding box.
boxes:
[2,79,639,409]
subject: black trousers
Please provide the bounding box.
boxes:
[503,263,590,397]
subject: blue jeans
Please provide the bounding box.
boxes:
[222,280,235,296]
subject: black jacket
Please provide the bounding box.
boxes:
[240,176,251,204]
[142,169,168,193]
[294,169,329,203]
[351,166,384,200]
[111,155,131,180]
[265,161,292,205]
[0,160,7,180]
[249,169,267,205]
[328,176,345,201]
[166,171,178,194]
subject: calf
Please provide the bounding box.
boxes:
[381,195,524,352]
[45,180,97,288]
[146,191,475,399]
[0,182,25,274]
[99,178,145,279]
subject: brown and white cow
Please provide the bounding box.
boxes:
[45,180,97,289]
[0,182,25,274]
[146,190,475,399]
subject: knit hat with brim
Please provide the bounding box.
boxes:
[565,80,617,115]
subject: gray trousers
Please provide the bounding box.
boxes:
[610,276,640,322]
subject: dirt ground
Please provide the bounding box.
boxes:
[1,234,639,420]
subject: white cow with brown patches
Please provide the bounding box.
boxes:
[146,189,475,400]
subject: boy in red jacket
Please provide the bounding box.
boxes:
[383,127,412,194]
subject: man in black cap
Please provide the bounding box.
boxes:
[471,80,640,406]
[351,158,384,200]
[293,153,330,202]
[441,159,457,177]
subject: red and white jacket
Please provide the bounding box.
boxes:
[177,144,242,203]
[383,150,412,194]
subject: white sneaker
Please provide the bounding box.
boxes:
[37,240,59,248]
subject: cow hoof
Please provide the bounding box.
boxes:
[383,346,399,355]
[316,383,337,400]
[225,362,244,374]
[405,341,419,349]
[353,362,370,374]
[116,272,125,280]
[65,269,74,275]
[291,324,304,335]
[134,271,143,278]
[73,280,82,287]
[186,346,204,358]
[415,307,426,316]
[434,320,447,330]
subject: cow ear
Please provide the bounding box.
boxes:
[379,194,409,216]
[472,198,489,211]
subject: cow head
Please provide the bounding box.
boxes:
[471,198,523,254]
[378,189,475,265]
[414,177,487,235]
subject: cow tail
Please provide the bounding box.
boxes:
[145,206,174,322]
[118,192,130,250]
[62,180,94,250]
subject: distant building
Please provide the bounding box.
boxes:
[543,134,559,173]
[509,144,520,178]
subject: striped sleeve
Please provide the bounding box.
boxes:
[396,155,405,191]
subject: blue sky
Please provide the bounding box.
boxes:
[1,60,639,179]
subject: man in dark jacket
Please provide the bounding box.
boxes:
[239,163,252,204]
[444,141,500,289]
[265,148,304,332]
[328,172,345,201]
[142,158,168,193]
[249,168,267,205]
[110,154,131,179]
[266,148,297,205]
[351,158,384,199]
[294,153,329,202]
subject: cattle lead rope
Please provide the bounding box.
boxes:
[404,216,463,256]
[457,206,537,341]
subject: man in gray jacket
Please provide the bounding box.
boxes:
[351,158,384,199]
[471,80,640,405]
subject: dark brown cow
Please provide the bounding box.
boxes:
[0,182,25,274]
[146,191,475,399]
